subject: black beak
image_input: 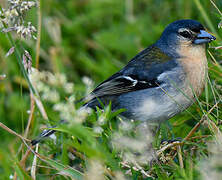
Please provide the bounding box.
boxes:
[194,30,216,44]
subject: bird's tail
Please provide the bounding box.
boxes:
[31,120,67,146]
[31,128,56,145]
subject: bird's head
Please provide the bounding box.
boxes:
[156,19,216,56]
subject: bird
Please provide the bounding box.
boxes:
[82,19,216,123]
[31,19,216,145]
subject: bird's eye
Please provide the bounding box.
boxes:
[179,30,192,39]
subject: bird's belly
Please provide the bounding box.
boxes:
[116,86,193,122]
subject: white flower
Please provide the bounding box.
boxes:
[93,126,104,134]
[64,83,74,94]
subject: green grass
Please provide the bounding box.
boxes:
[0,0,222,179]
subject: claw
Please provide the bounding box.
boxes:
[161,137,182,144]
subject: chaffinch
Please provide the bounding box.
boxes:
[31,19,216,145]
[83,19,216,122]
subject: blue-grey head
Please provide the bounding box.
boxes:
[156,19,216,53]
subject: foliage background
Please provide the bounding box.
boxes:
[0,0,221,179]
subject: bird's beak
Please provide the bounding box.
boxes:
[193,30,216,44]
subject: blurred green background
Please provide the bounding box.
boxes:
[0,0,221,178]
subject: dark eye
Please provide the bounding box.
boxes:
[179,30,192,39]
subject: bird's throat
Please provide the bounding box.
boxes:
[177,44,207,97]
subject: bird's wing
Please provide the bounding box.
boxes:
[84,73,159,101]
[83,45,178,103]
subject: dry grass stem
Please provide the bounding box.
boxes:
[16,96,35,157]
[121,162,151,177]
[208,50,222,67]
[20,149,32,168]
[0,122,30,142]
[156,141,182,157]
[33,94,48,120]
[177,145,184,169]
[183,118,205,141]
[184,102,219,141]
[210,0,222,16]
[210,46,222,50]
[134,162,152,177]
[190,135,211,140]
[24,94,35,138]
[35,0,42,69]
[31,144,39,180]
[204,119,222,144]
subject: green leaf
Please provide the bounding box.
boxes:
[44,158,83,180]
[14,162,32,180]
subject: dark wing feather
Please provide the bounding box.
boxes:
[91,75,158,97]
[82,45,178,104]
